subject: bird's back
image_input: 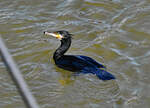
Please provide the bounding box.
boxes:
[54,55,115,80]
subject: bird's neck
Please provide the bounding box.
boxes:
[53,38,71,60]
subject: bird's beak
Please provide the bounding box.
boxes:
[44,31,63,40]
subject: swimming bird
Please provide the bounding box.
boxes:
[44,30,115,80]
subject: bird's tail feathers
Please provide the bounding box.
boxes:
[95,69,116,81]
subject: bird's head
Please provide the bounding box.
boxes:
[44,30,72,40]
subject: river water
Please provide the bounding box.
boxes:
[0,0,150,108]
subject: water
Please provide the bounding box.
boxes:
[0,0,150,108]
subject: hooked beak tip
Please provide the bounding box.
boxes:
[43,31,48,35]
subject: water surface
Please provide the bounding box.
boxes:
[0,0,150,108]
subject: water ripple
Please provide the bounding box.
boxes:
[1,0,150,108]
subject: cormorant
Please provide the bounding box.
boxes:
[44,30,115,80]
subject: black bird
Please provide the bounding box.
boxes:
[44,30,115,80]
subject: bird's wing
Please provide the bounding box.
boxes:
[55,55,96,72]
[56,55,115,80]
[76,55,106,69]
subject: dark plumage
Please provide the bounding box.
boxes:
[44,30,115,80]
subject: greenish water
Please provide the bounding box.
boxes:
[0,0,150,108]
